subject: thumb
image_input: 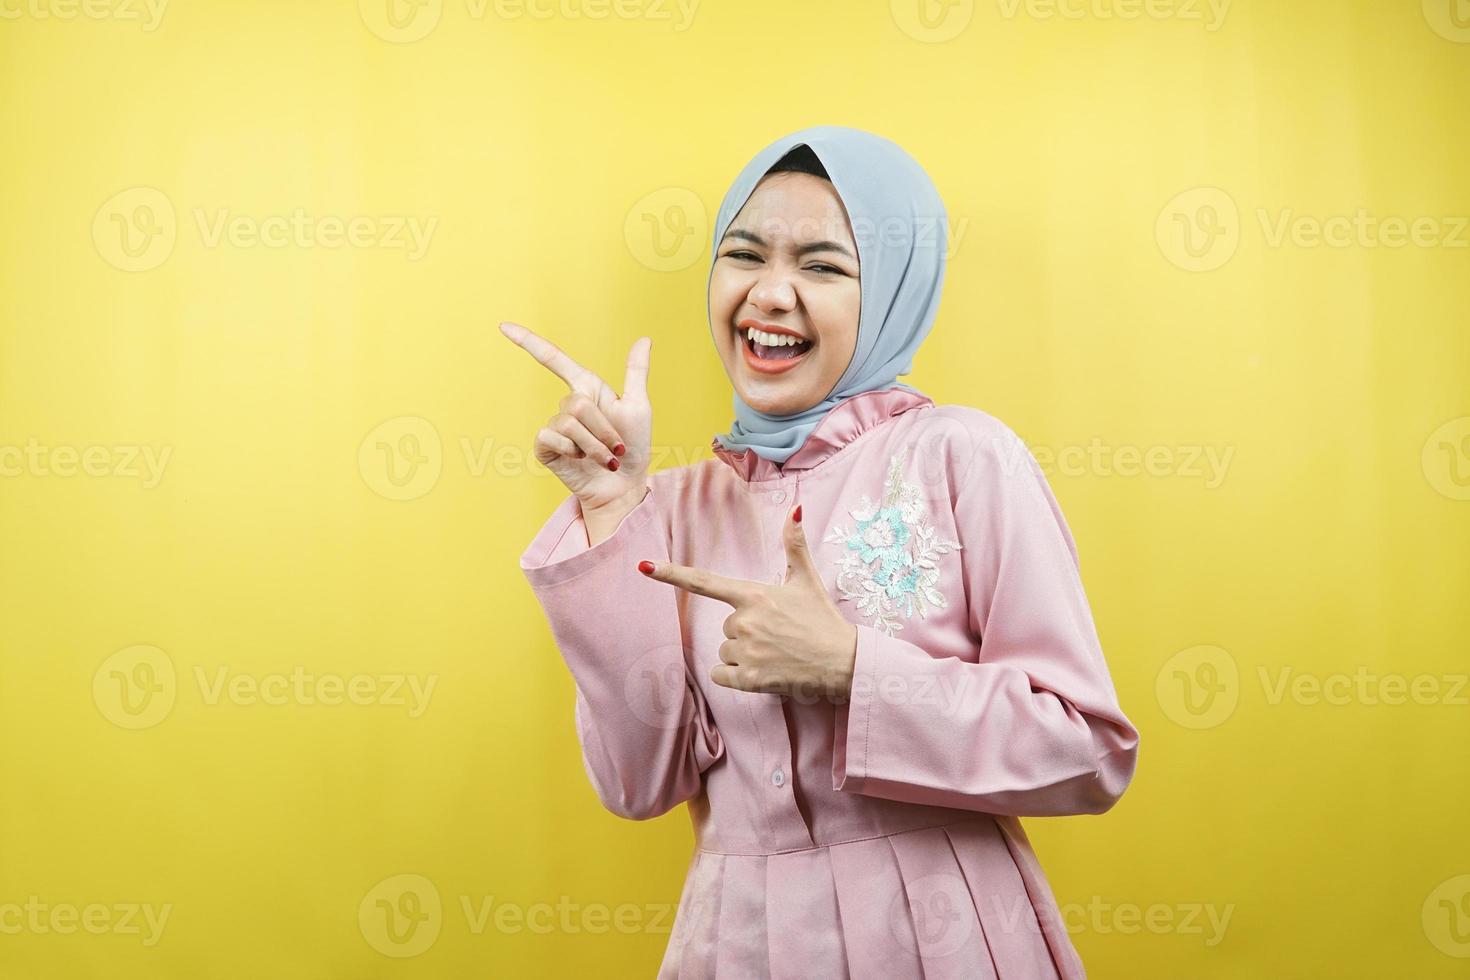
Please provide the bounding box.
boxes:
[781,504,823,589]
[623,336,651,402]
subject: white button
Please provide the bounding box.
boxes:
[771,768,785,787]
[772,490,786,504]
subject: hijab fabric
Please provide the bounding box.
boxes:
[708,125,948,465]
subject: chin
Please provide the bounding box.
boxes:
[732,381,821,416]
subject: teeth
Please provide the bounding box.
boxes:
[745,327,808,348]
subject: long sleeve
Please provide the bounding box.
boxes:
[520,485,724,820]
[831,422,1139,817]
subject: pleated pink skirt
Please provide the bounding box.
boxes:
[658,816,1083,979]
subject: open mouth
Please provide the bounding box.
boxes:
[741,326,814,363]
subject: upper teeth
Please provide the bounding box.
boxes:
[746,327,807,348]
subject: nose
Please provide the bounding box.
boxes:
[747,263,797,313]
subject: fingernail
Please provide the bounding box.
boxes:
[607,457,620,472]
[613,442,626,457]
[793,504,802,524]
[637,560,655,575]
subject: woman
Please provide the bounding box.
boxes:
[502,125,1139,979]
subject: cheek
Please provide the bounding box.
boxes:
[709,269,744,311]
[807,286,861,360]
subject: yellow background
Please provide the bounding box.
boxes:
[1,0,1467,976]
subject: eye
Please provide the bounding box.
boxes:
[807,263,845,275]
[722,249,761,262]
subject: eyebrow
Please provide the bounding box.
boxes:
[720,228,856,261]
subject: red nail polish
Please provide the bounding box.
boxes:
[607,457,619,472]
[613,442,626,456]
[793,504,802,524]
[637,560,655,575]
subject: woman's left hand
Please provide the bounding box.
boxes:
[638,504,858,699]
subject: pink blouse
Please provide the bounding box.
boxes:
[519,386,1140,979]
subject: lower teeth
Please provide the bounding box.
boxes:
[751,339,808,361]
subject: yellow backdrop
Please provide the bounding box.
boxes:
[2,0,1467,976]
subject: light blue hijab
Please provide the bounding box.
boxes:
[708,125,948,465]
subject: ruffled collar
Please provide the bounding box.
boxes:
[710,387,936,483]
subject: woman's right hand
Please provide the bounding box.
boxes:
[499,321,653,516]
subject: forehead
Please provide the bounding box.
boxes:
[728,173,855,244]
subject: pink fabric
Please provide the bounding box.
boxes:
[519,387,1140,978]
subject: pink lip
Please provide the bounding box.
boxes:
[736,321,813,375]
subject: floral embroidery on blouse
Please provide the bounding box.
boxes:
[822,443,963,636]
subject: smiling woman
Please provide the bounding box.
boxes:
[710,145,860,398]
[509,125,1138,979]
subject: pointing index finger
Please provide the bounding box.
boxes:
[499,320,595,391]
[639,560,758,607]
